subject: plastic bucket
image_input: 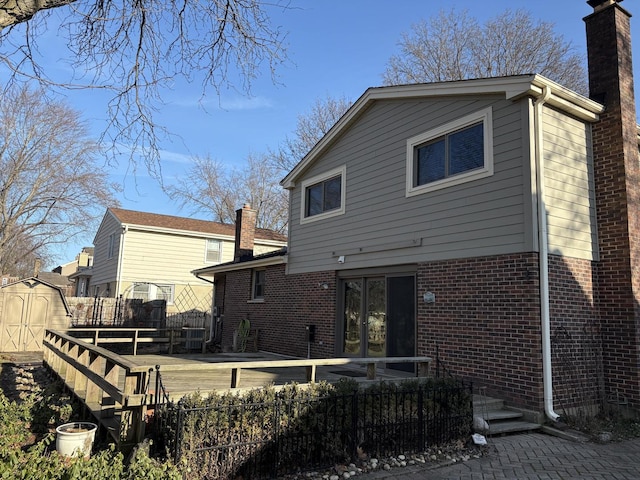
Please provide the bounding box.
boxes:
[55,422,97,458]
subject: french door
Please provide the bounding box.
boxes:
[340,275,416,369]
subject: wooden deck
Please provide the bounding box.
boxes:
[122,351,418,401]
[42,328,431,453]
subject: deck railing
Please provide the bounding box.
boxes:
[43,328,432,453]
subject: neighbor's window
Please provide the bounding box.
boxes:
[406,107,493,196]
[301,166,346,223]
[107,233,116,258]
[252,269,266,300]
[132,283,175,304]
[205,239,222,263]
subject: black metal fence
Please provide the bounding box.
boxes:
[156,379,473,479]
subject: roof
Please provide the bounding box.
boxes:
[281,74,605,189]
[192,247,288,278]
[108,207,287,243]
[36,271,72,287]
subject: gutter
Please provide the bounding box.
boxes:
[533,86,561,422]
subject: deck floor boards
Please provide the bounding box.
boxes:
[121,351,414,401]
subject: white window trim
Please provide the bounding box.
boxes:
[406,107,494,197]
[205,238,222,263]
[300,165,346,224]
[107,232,116,259]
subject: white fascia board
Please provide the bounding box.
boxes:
[123,223,236,241]
[191,255,288,278]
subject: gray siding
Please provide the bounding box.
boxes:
[543,106,598,260]
[287,96,533,274]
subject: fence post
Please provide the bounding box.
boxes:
[418,386,425,450]
[174,400,185,463]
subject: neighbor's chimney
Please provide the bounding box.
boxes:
[585,0,640,404]
[234,203,257,262]
[33,258,41,277]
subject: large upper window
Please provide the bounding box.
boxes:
[406,107,493,196]
[301,166,346,223]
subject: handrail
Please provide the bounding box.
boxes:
[68,326,206,355]
[43,328,432,453]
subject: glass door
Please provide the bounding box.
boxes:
[366,278,386,357]
[341,278,386,357]
[343,280,362,355]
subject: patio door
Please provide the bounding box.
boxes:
[340,275,415,369]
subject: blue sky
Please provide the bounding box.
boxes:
[28,1,640,265]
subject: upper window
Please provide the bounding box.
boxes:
[205,239,222,263]
[406,107,493,196]
[300,166,346,224]
[107,233,116,259]
[252,269,266,300]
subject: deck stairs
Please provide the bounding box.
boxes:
[473,392,542,436]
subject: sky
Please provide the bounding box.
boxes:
[12,0,640,266]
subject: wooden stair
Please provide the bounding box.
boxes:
[473,394,542,436]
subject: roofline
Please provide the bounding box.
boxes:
[280,75,605,189]
[192,254,288,278]
[2,277,72,315]
[101,208,286,244]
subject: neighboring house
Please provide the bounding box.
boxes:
[194,1,640,419]
[36,271,74,297]
[56,247,94,297]
[91,207,286,314]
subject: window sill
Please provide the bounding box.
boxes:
[247,299,264,304]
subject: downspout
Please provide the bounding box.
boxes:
[533,86,560,422]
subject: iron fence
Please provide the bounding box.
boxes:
[156,379,472,479]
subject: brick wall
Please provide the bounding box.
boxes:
[548,255,602,412]
[416,253,603,412]
[217,265,336,358]
[416,253,543,410]
[586,1,640,407]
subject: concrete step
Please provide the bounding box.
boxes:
[473,394,541,436]
[488,419,542,435]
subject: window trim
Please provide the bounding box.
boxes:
[131,282,175,305]
[205,238,222,263]
[107,232,116,259]
[405,107,493,197]
[251,269,266,301]
[300,166,346,224]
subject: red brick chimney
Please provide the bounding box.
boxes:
[585,0,640,404]
[234,203,257,262]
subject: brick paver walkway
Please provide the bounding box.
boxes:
[366,433,640,479]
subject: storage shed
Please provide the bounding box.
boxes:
[0,278,71,352]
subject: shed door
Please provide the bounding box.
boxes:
[1,292,49,352]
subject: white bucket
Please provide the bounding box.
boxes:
[55,422,97,458]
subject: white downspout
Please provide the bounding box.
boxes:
[534,86,560,422]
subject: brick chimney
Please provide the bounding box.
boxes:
[234,203,257,262]
[585,0,640,404]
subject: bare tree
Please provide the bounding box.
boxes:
[383,9,587,94]
[0,85,119,276]
[0,0,288,177]
[167,153,288,233]
[270,95,353,174]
